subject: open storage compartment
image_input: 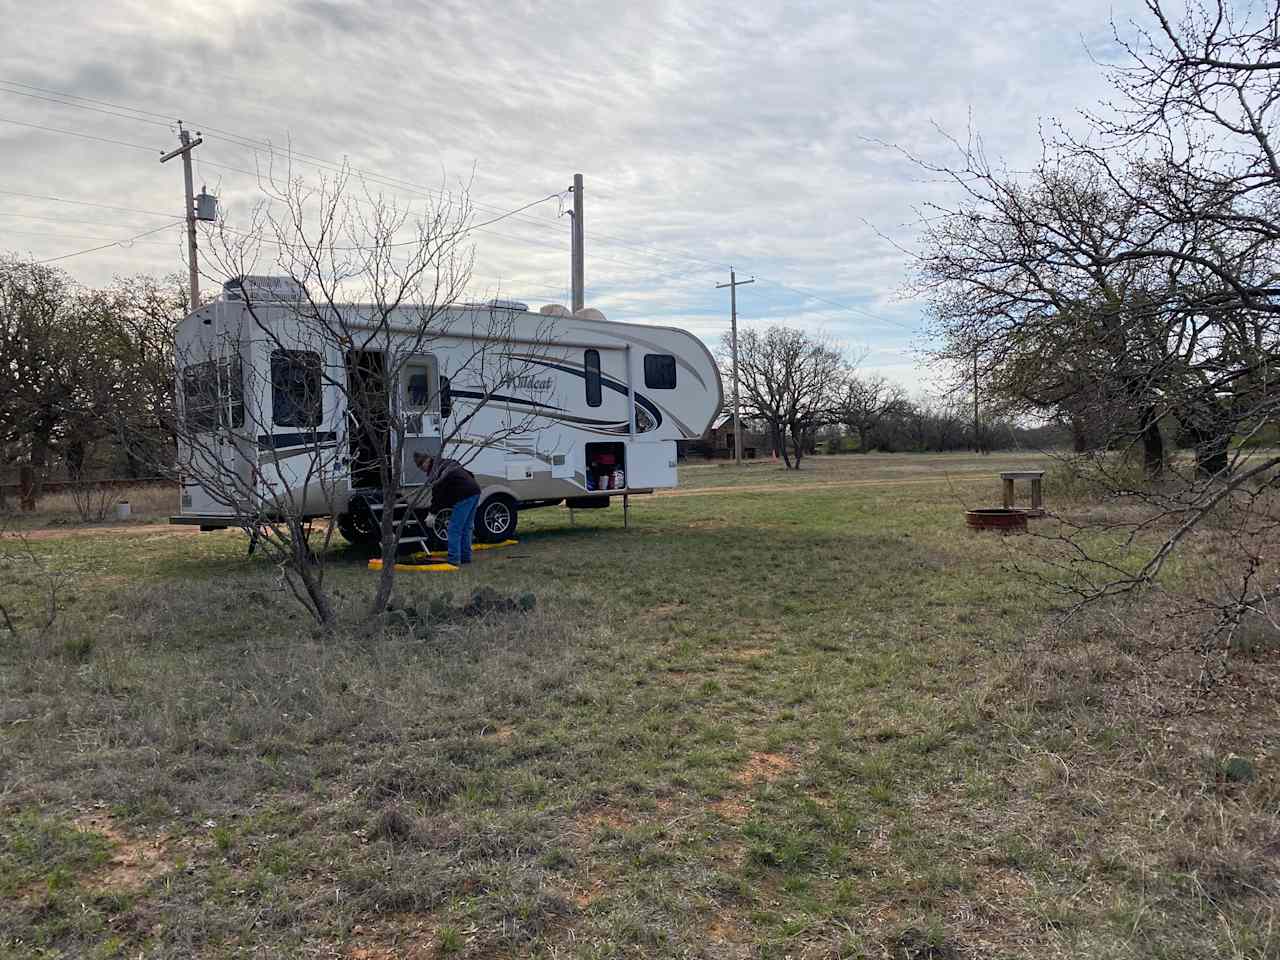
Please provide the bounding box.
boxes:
[585,441,626,491]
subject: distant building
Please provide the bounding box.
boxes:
[678,412,760,460]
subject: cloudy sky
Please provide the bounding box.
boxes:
[2,0,1147,390]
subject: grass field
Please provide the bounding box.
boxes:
[2,453,1277,959]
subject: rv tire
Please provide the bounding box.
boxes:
[476,494,518,543]
[336,509,380,548]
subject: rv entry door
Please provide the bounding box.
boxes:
[400,355,442,485]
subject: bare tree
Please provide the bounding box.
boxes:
[169,161,555,627]
[0,257,83,493]
[835,372,908,453]
[907,0,1280,685]
[102,275,188,477]
[723,326,842,469]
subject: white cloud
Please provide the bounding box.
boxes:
[1,0,1149,391]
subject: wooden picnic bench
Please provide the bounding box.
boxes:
[1001,470,1045,517]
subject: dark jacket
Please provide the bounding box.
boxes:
[429,459,481,510]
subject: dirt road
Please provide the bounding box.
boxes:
[653,471,997,498]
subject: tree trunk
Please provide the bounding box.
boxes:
[1191,429,1231,478]
[29,428,50,497]
[1138,406,1165,478]
[857,425,870,453]
[1071,415,1087,453]
[369,517,399,620]
[789,422,805,469]
[772,422,792,469]
[65,439,86,481]
[286,520,337,626]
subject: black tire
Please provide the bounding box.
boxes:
[336,506,380,548]
[475,495,518,543]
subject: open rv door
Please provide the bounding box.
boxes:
[624,438,678,489]
[400,354,443,485]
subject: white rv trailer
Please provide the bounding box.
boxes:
[169,277,723,547]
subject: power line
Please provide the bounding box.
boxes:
[0,83,172,128]
[35,220,184,264]
[0,115,154,153]
[0,81,572,233]
[0,188,174,218]
[205,191,565,253]
[0,210,162,229]
[0,79,624,199]
[5,227,175,244]
[0,84,917,329]
[0,79,176,122]
[0,88,725,279]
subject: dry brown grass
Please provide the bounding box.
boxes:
[4,460,1279,958]
[5,482,177,529]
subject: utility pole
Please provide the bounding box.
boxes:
[973,344,981,454]
[570,173,584,312]
[716,268,754,465]
[160,121,205,307]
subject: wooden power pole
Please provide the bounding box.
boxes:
[159,122,205,307]
[973,345,981,453]
[570,173,584,312]
[716,268,754,465]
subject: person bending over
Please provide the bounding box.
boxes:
[413,452,481,567]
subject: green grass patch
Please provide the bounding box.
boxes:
[2,453,1277,958]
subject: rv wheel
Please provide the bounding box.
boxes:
[426,509,451,551]
[476,495,518,543]
[336,509,380,548]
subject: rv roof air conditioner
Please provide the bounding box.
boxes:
[539,304,572,317]
[573,307,607,321]
[222,275,306,302]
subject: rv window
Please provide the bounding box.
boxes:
[405,363,434,411]
[584,349,602,407]
[644,354,677,390]
[182,358,244,431]
[271,350,323,427]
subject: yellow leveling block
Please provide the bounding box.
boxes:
[367,539,519,573]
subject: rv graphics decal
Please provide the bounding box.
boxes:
[448,388,633,435]
[510,375,554,392]
[509,357,665,433]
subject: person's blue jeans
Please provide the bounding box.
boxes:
[447,494,479,565]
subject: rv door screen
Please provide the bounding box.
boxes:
[401,355,442,485]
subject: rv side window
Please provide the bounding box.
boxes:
[584,349,602,407]
[182,359,244,431]
[271,350,323,427]
[644,354,677,390]
[405,362,434,411]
